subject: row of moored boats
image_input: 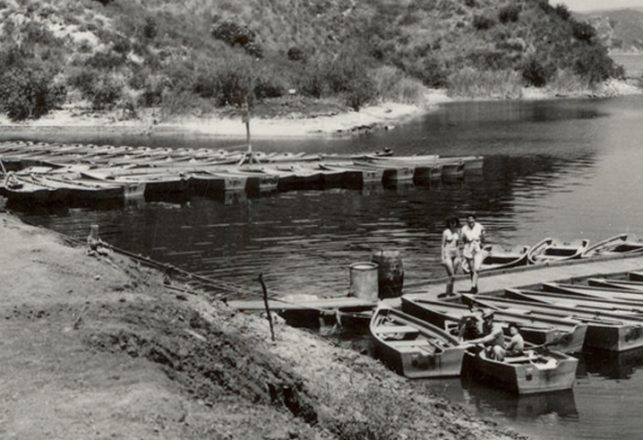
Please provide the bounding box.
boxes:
[371,269,643,395]
[473,233,643,272]
[0,141,483,206]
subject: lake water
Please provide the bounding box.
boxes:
[8,94,643,439]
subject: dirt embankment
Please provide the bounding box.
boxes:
[0,212,525,440]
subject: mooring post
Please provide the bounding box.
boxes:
[258,273,275,342]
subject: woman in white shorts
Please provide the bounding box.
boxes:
[461,214,485,294]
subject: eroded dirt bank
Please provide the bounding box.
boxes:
[0,212,525,440]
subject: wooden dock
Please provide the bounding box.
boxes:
[403,252,643,300]
[227,296,376,312]
[0,141,483,206]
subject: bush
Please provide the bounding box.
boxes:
[573,45,617,84]
[211,19,264,58]
[447,67,522,99]
[86,50,125,70]
[554,4,571,20]
[142,16,158,40]
[521,56,552,87]
[473,14,495,30]
[0,66,66,120]
[287,47,305,62]
[498,5,520,24]
[571,20,596,42]
[89,76,122,109]
[372,66,426,104]
[344,74,377,111]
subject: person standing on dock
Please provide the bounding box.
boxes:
[461,214,485,294]
[441,217,462,296]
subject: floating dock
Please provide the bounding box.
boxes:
[0,141,483,207]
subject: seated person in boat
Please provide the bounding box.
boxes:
[462,309,505,360]
[506,323,525,356]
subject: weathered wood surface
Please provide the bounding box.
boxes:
[228,296,376,312]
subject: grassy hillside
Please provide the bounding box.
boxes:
[0,0,624,121]
[582,8,643,52]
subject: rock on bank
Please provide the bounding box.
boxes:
[0,212,524,440]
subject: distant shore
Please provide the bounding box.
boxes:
[0,81,640,140]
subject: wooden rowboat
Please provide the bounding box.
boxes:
[542,283,643,303]
[505,289,643,316]
[401,296,586,353]
[370,305,467,378]
[581,233,643,258]
[352,160,415,183]
[463,347,577,394]
[587,278,643,292]
[463,244,530,273]
[630,272,643,282]
[466,293,643,352]
[527,238,590,264]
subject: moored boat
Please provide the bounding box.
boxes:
[505,289,643,316]
[587,278,643,292]
[352,160,414,183]
[527,238,590,264]
[630,272,643,282]
[463,347,577,394]
[463,244,530,272]
[542,283,643,303]
[467,293,643,352]
[581,233,643,258]
[370,305,467,378]
[401,296,586,353]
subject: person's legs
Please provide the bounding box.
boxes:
[443,257,455,294]
[493,345,505,361]
[471,252,483,293]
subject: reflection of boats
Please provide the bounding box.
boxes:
[468,293,643,352]
[370,305,466,378]
[581,346,643,380]
[463,348,578,394]
[463,244,530,273]
[527,238,590,264]
[401,296,586,353]
[460,377,579,419]
[581,233,643,258]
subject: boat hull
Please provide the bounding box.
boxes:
[463,350,577,395]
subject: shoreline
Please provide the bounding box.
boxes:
[0,81,640,141]
[0,211,523,439]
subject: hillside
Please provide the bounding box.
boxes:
[582,8,643,52]
[0,0,624,122]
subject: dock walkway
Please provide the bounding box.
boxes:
[403,252,643,300]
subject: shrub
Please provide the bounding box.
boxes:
[498,5,520,24]
[571,20,596,42]
[554,4,571,20]
[521,56,552,87]
[447,67,522,99]
[253,74,285,99]
[89,75,122,109]
[142,16,158,40]
[86,50,125,70]
[0,66,66,120]
[473,14,495,30]
[344,74,377,111]
[372,66,426,104]
[211,19,263,58]
[287,47,305,62]
[573,45,617,84]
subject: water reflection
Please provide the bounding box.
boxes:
[579,348,643,380]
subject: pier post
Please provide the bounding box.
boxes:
[259,273,276,341]
[371,250,405,299]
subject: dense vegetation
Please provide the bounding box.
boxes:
[0,0,624,120]
[582,8,643,52]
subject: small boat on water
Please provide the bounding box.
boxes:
[32,174,124,202]
[505,289,643,316]
[401,296,586,353]
[587,278,643,292]
[527,238,590,264]
[463,244,530,273]
[467,293,643,352]
[370,305,467,378]
[318,163,383,186]
[463,347,577,394]
[581,233,643,258]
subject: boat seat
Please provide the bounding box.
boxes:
[375,325,420,335]
[387,339,432,347]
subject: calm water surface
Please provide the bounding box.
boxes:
[9,95,643,440]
